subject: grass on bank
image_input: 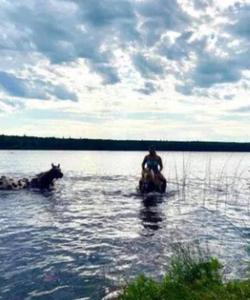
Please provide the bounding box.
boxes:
[118,247,250,300]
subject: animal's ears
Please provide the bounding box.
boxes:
[51,163,60,168]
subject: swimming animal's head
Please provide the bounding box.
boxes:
[50,163,64,179]
[142,168,153,182]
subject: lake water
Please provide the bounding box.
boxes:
[0,151,250,299]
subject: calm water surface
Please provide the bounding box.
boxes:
[0,151,250,299]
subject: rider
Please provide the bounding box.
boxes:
[142,146,166,184]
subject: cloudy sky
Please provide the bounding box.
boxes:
[0,0,250,141]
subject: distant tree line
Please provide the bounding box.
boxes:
[0,135,250,151]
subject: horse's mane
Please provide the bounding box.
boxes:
[36,172,45,178]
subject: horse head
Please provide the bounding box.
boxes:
[139,169,157,194]
[142,168,154,182]
[50,163,64,179]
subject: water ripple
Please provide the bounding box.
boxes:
[0,151,250,299]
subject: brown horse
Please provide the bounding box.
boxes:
[139,168,166,194]
[0,164,63,190]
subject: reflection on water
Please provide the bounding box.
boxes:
[0,151,250,299]
[140,195,164,232]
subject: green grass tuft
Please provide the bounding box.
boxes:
[119,248,250,300]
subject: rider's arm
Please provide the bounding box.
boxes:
[158,157,163,171]
[142,156,147,170]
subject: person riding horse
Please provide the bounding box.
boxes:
[140,146,167,193]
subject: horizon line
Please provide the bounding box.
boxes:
[1,134,250,144]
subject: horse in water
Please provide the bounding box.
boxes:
[0,164,63,190]
[139,168,166,194]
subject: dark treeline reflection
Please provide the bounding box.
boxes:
[1,135,250,151]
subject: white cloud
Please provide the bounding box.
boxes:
[0,0,250,141]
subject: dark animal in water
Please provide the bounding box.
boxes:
[0,164,63,190]
[139,169,166,194]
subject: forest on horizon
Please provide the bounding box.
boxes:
[1,135,250,152]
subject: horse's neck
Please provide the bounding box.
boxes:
[36,172,45,178]
[39,171,54,185]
